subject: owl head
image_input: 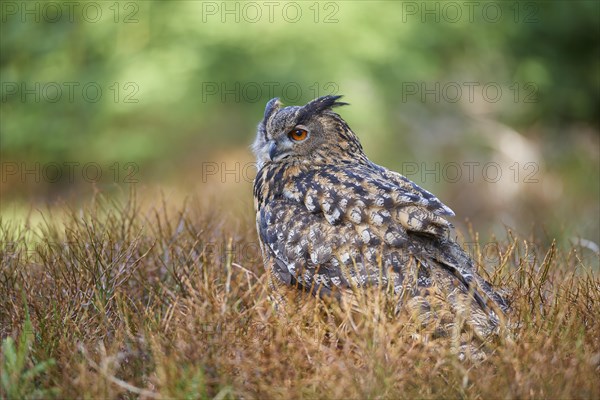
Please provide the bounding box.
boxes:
[252,95,364,169]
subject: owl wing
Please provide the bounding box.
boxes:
[366,165,508,314]
[257,163,451,294]
[259,164,508,316]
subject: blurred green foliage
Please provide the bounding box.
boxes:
[1,1,599,244]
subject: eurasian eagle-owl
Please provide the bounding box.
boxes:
[252,95,508,338]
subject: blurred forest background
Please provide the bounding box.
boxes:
[1,1,599,255]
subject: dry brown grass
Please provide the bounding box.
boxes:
[1,190,599,399]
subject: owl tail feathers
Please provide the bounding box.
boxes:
[414,237,512,341]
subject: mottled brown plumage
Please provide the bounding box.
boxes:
[252,95,508,338]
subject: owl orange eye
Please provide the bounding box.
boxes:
[288,128,308,142]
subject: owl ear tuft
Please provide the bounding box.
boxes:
[309,95,348,111]
[298,95,348,122]
[264,97,282,121]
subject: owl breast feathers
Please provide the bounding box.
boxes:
[252,95,508,338]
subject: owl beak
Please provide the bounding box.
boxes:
[268,141,277,161]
